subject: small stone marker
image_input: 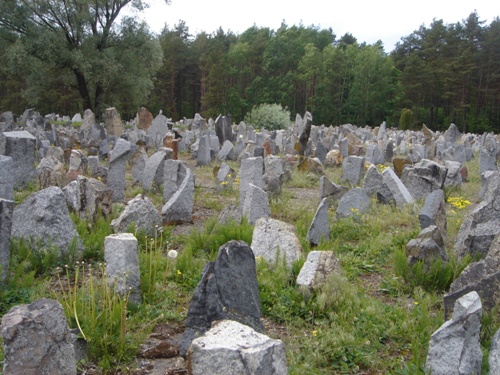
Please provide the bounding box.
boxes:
[104,233,142,304]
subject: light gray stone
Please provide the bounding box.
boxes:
[217,139,235,161]
[108,138,131,202]
[307,198,329,246]
[362,164,383,197]
[379,167,414,207]
[341,155,365,186]
[111,194,161,236]
[336,188,371,219]
[242,183,270,225]
[419,189,447,239]
[239,156,263,211]
[444,160,463,189]
[142,148,170,191]
[406,226,448,269]
[319,175,347,204]
[163,160,189,202]
[401,159,447,200]
[251,217,303,267]
[104,233,141,304]
[196,134,212,166]
[425,291,482,375]
[0,130,37,189]
[162,167,195,224]
[365,143,384,165]
[296,251,341,294]
[1,298,77,375]
[188,320,287,375]
[130,148,148,185]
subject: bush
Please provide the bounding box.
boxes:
[399,108,414,130]
[244,103,291,131]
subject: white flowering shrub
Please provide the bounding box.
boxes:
[244,103,292,131]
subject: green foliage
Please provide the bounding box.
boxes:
[400,108,414,130]
[243,103,292,131]
[394,247,472,292]
[72,213,114,261]
[181,217,254,260]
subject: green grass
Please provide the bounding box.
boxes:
[1,150,496,374]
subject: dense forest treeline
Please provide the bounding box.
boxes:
[0,1,498,133]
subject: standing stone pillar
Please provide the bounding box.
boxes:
[104,233,141,304]
[0,155,14,200]
[0,198,14,282]
[104,107,123,137]
[108,138,131,202]
[0,130,36,189]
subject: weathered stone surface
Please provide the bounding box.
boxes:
[0,155,14,200]
[319,175,347,204]
[336,188,371,219]
[142,148,170,191]
[419,189,447,239]
[130,148,148,184]
[454,171,500,260]
[378,167,414,207]
[341,155,365,185]
[188,320,287,375]
[1,298,77,375]
[111,194,162,236]
[196,134,212,166]
[445,234,500,319]
[137,107,154,130]
[362,164,383,197]
[251,217,303,267]
[401,159,447,200]
[104,107,123,136]
[365,143,384,165]
[36,154,66,189]
[12,186,83,255]
[104,233,141,304]
[479,134,497,174]
[324,149,343,167]
[214,114,233,146]
[163,160,189,202]
[426,291,482,375]
[489,328,500,374]
[444,160,463,189]
[217,139,235,161]
[242,183,270,225]
[108,138,131,202]
[296,251,341,294]
[63,175,113,222]
[162,167,194,224]
[179,240,263,357]
[307,198,329,246]
[297,157,324,175]
[406,225,448,269]
[0,130,36,188]
[147,113,171,148]
[239,156,263,210]
[392,156,412,177]
[0,198,14,282]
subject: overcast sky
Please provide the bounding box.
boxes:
[136,0,499,52]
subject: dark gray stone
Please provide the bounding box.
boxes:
[0,198,14,282]
[336,188,371,219]
[419,189,447,239]
[12,186,83,255]
[307,198,329,246]
[319,175,347,204]
[0,130,37,189]
[0,155,14,200]
[179,240,263,358]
